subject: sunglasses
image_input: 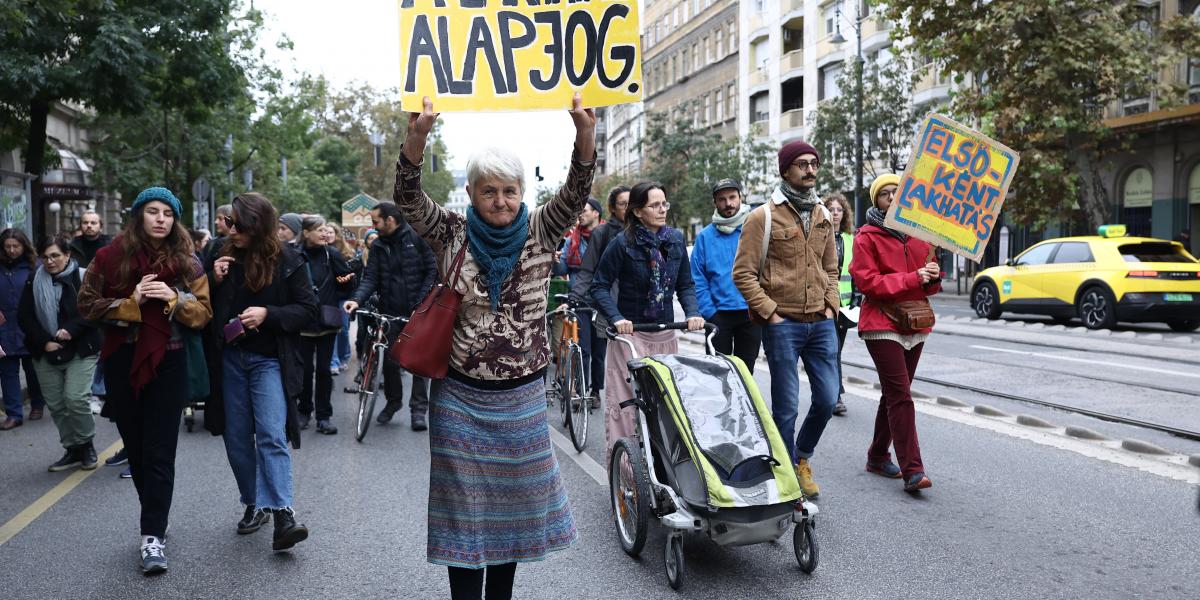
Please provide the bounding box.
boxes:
[221,215,238,231]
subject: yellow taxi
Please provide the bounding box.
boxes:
[971,225,1200,331]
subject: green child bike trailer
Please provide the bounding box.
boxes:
[606,323,819,591]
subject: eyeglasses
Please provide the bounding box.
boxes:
[615,201,629,209]
[644,202,671,212]
[876,189,896,200]
[221,215,238,231]
[42,251,66,261]
[790,159,821,172]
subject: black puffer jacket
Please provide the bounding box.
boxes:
[351,223,437,317]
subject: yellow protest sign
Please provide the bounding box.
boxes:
[885,113,1020,261]
[397,0,642,111]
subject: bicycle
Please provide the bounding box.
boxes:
[346,309,407,442]
[547,294,593,452]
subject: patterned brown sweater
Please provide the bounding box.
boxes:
[394,149,595,381]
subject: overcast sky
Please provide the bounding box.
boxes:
[255,0,578,202]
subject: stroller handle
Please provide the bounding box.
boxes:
[604,322,717,338]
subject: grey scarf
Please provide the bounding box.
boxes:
[711,203,751,235]
[33,259,79,336]
[866,207,908,242]
[777,180,821,234]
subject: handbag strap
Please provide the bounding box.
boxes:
[303,248,333,294]
[447,241,468,289]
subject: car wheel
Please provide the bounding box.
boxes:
[1167,319,1200,333]
[972,281,1002,320]
[1077,286,1117,330]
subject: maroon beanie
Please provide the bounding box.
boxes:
[778,140,820,175]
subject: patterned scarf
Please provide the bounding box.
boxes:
[466,204,530,310]
[777,179,821,234]
[867,207,908,242]
[632,223,676,319]
[711,203,751,235]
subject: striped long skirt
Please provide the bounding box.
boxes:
[427,376,578,568]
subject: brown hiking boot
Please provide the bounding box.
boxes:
[795,458,820,498]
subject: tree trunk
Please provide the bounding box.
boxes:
[1072,148,1109,232]
[25,98,51,241]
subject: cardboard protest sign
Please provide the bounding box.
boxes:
[398,0,642,111]
[885,113,1019,262]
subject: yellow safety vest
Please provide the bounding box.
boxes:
[838,232,854,307]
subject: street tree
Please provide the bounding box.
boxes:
[0,0,253,236]
[639,107,776,232]
[810,53,921,203]
[881,0,1200,230]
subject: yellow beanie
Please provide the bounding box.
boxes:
[869,173,901,208]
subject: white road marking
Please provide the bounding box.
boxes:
[969,344,1200,378]
[549,423,608,487]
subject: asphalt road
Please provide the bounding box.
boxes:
[1,320,1198,599]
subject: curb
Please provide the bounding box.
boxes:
[1016,414,1055,428]
[1120,439,1171,456]
[1065,426,1110,441]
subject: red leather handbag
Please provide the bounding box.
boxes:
[389,243,468,379]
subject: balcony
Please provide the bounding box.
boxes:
[781,108,805,131]
[748,66,769,89]
[780,50,804,75]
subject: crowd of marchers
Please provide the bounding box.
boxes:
[0,95,943,600]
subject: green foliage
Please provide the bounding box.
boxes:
[638,108,776,231]
[810,54,921,198]
[881,0,1200,230]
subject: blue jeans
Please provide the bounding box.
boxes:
[221,347,294,510]
[761,318,839,463]
[1,355,45,419]
[332,312,351,368]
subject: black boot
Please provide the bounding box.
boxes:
[79,442,98,470]
[237,505,270,534]
[272,508,309,551]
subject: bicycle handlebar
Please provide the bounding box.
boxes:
[352,309,408,324]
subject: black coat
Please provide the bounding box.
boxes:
[569,218,623,306]
[17,269,101,362]
[301,244,355,303]
[68,234,112,269]
[202,241,319,449]
[351,223,437,316]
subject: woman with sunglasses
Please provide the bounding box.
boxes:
[18,236,102,472]
[77,187,213,574]
[590,180,704,465]
[206,193,317,553]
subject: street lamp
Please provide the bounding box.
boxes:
[833,0,865,227]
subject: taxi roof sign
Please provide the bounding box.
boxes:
[1098,224,1127,238]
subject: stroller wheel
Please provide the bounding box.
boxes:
[664,534,685,590]
[794,521,818,574]
[609,437,650,557]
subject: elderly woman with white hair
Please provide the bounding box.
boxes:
[395,95,595,600]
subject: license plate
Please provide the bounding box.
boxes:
[1164,293,1193,302]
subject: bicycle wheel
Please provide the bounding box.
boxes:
[355,347,380,442]
[567,345,588,452]
[609,437,650,557]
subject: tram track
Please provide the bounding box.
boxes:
[841,359,1200,442]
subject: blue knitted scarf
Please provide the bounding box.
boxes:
[466,204,530,310]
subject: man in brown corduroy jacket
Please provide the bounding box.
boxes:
[733,140,840,499]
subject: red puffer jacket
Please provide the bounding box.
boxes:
[849,224,942,334]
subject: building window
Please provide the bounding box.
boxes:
[750,91,770,123]
[716,88,725,122]
[820,62,843,101]
[682,48,690,76]
[693,43,700,71]
[704,36,711,63]
[716,28,725,58]
[729,22,737,55]
[728,83,737,117]
[824,3,838,36]
[703,94,712,126]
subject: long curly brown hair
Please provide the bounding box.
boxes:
[113,203,196,289]
[224,192,281,292]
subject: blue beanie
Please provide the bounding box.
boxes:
[133,187,183,218]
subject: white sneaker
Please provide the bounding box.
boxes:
[140,535,168,575]
[89,397,104,414]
